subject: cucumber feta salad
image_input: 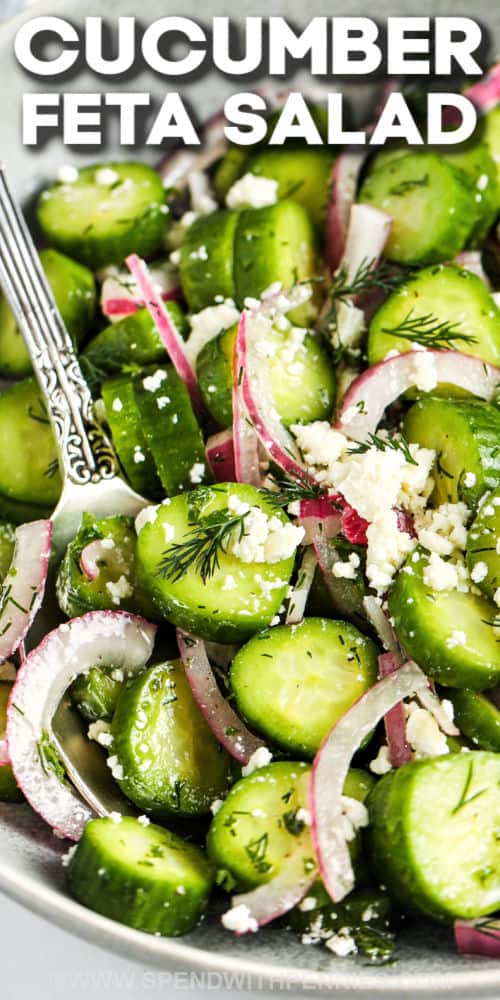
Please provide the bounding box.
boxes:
[1,69,500,965]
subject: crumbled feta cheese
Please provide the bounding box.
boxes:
[87,720,113,747]
[133,446,145,464]
[143,369,167,393]
[405,703,449,759]
[100,537,115,550]
[95,167,120,186]
[471,561,488,584]
[105,575,133,606]
[135,505,158,535]
[416,502,469,556]
[369,744,393,775]
[137,814,150,827]
[423,553,468,593]
[210,798,223,816]
[340,796,369,842]
[61,844,78,867]
[156,395,170,410]
[295,807,312,826]
[226,173,278,210]
[291,422,348,467]
[464,472,477,488]
[241,746,273,776]
[189,462,206,484]
[325,929,358,957]
[299,896,318,913]
[332,552,360,580]
[162,522,175,544]
[221,903,258,934]
[112,398,123,412]
[106,756,125,781]
[57,164,79,184]
[222,574,237,591]
[410,351,438,393]
[227,498,304,564]
[109,811,123,824]
[445,630,467,649]
[185,300,240,363]
[366,510,415,594]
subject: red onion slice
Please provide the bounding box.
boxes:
[232,313,262,486]
[285,547,318,625]
[336,350,500,441]
[157,111,227,189]
[455,918,500,958]
[0,520,52,663]
[228,850,317,932]
[325,152,367,272]
[205,429,236,483]
[298,498,342,546]
[6,611,156,840]
[341,204,392,289]
[378,652,412,767]
[126,254,204,416]
[363,595,401,657]
[464,62,500,115]
[310,661,427,902]
[177,630,266,764]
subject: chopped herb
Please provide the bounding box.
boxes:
[451,761,487,814]
[282,808,306,836]
[388,174,429,196]
[347,432,417,466]
[156,508,249,584]
[36,730,66,783]
[382,309,477,351]
[245,833,271,874]
[328,257,408,306]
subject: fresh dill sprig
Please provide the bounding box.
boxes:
[155,509,249,584]
[260,471,331,509]
[382,309,478,350]
[347,432,417,466]
[329,257,408,305]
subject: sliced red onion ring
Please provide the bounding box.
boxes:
[378,652,412,767]
[336,350,500,441]
[340,504,369,545]
[6,612,156,840]
[342,204,392,289]
[232,312,262,486]
[177,630,265,765]
[157,111,227,189]
[285,547,318,625]
[310,661,427,902]
[464,62,500,115]
[126,254,204,416]
[363,595,402,657]
[205,429,236,483]
[80,539,105,581]
[455,918,500,958]
[325,152,367,272]
[297,498,342,546]
[0,520,52,664]
[415,686,459,737]
[228,850,317,932]
[101,263,181,321]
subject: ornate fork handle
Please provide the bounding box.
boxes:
[0,166,117,486]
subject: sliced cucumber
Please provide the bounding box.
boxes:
[0,492,51,526]
[0,378,61,506]
[66,815,213,936]
[133,366,208,496]
[180,210,239,313]
[367,752,500,920]
[214,146,250,201]
[0,521,15,580]
[403,398,500,508]
[306,538,369,631]
[443,141,499,246]
[234,201,317,326]
[359,152,477,265]
[56,513,156,620]
[101,375,161,499]
[37,163,168,269]
[368,264,500,369]
[466,486,500,601]
[483,105,500,185]
[70,667,123,723]
[388,547,500,689]
[111,660,233,819]
[0,249,96,379]
[135,484,296,643]
[446,688,500,753]
[82,302,187,393]
[230,618,378,758]
[206,761,313,890]
[243,148,335,228]
[0,681,22,802]
[287,885,394,961]
[197,323,335,428]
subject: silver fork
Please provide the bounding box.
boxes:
[0,164,149,815]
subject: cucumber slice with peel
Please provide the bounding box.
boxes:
[110,660,233,819]
[180,211,239,313]
[66,816,213,936]
[466,486,500,601]
[101,375,161,499]
[230,618,378,758]
[446,689,500,753]
[244,148,335,228]
[0,378,61,506]
[367,752,500,920]
[70,667,123,723]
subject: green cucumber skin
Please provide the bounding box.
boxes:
[360,152,478,265]
[389,548,500,690]
[0,683,22,802]
[101,376,161,500]
[82,303,187,393]
[197,324,335,430]
[244,148,335,228]
[0,521,15,580]
[466,486,500,601]
[446,689,500,753]
[368,264,500,370]
[306,538,370,631]
[70,668,123,723]
[230,618,378,758]
[233,201,317,326]
[367,753,500,921]
[0,493,51,526]
[403,398,500,509]
[135,484,295,643]
[111,661,233,819]
[67,816,213,937]
[180,211,239,313]
[133,366,208,497]
[444,142,499,246]
[37,163,168,269]
[0,377,61,506]
[0,249,96,380]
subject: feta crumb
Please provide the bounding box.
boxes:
[105,575,133,606]
[416,502,469,556]
[296,807,312,826]
[227,499,304,564]
[423,553,468,593]
[185,300,240,364]
[87,720,113,747]
[325,930,358,957]
[241,746,273,777]
[210,798,223,815]
[291,422,348,467]
[221,903,258,934]
[464,472,477,488]
[137,814,150,827]
[189,462,206,484]
[112,397,123,412]
[156,395,170,410]
[61,844,78,867]
[106,756,125,781]
[226,173,278,210]
[222,574,237,591]
[143,369,167,393]
[471,561,488,584]
[108,811,122,824]
[332,552,360,580]
[299,896,318,912]
[340,796,369,842]
[135,505,158,535]
[405,703,449,759]
[369,744,393,775]
[445,630,467,649]
[57,164,79,184]
[95,167,120,186]
[410,351,438,393]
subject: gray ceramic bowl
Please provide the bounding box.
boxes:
[1,0,500,995]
